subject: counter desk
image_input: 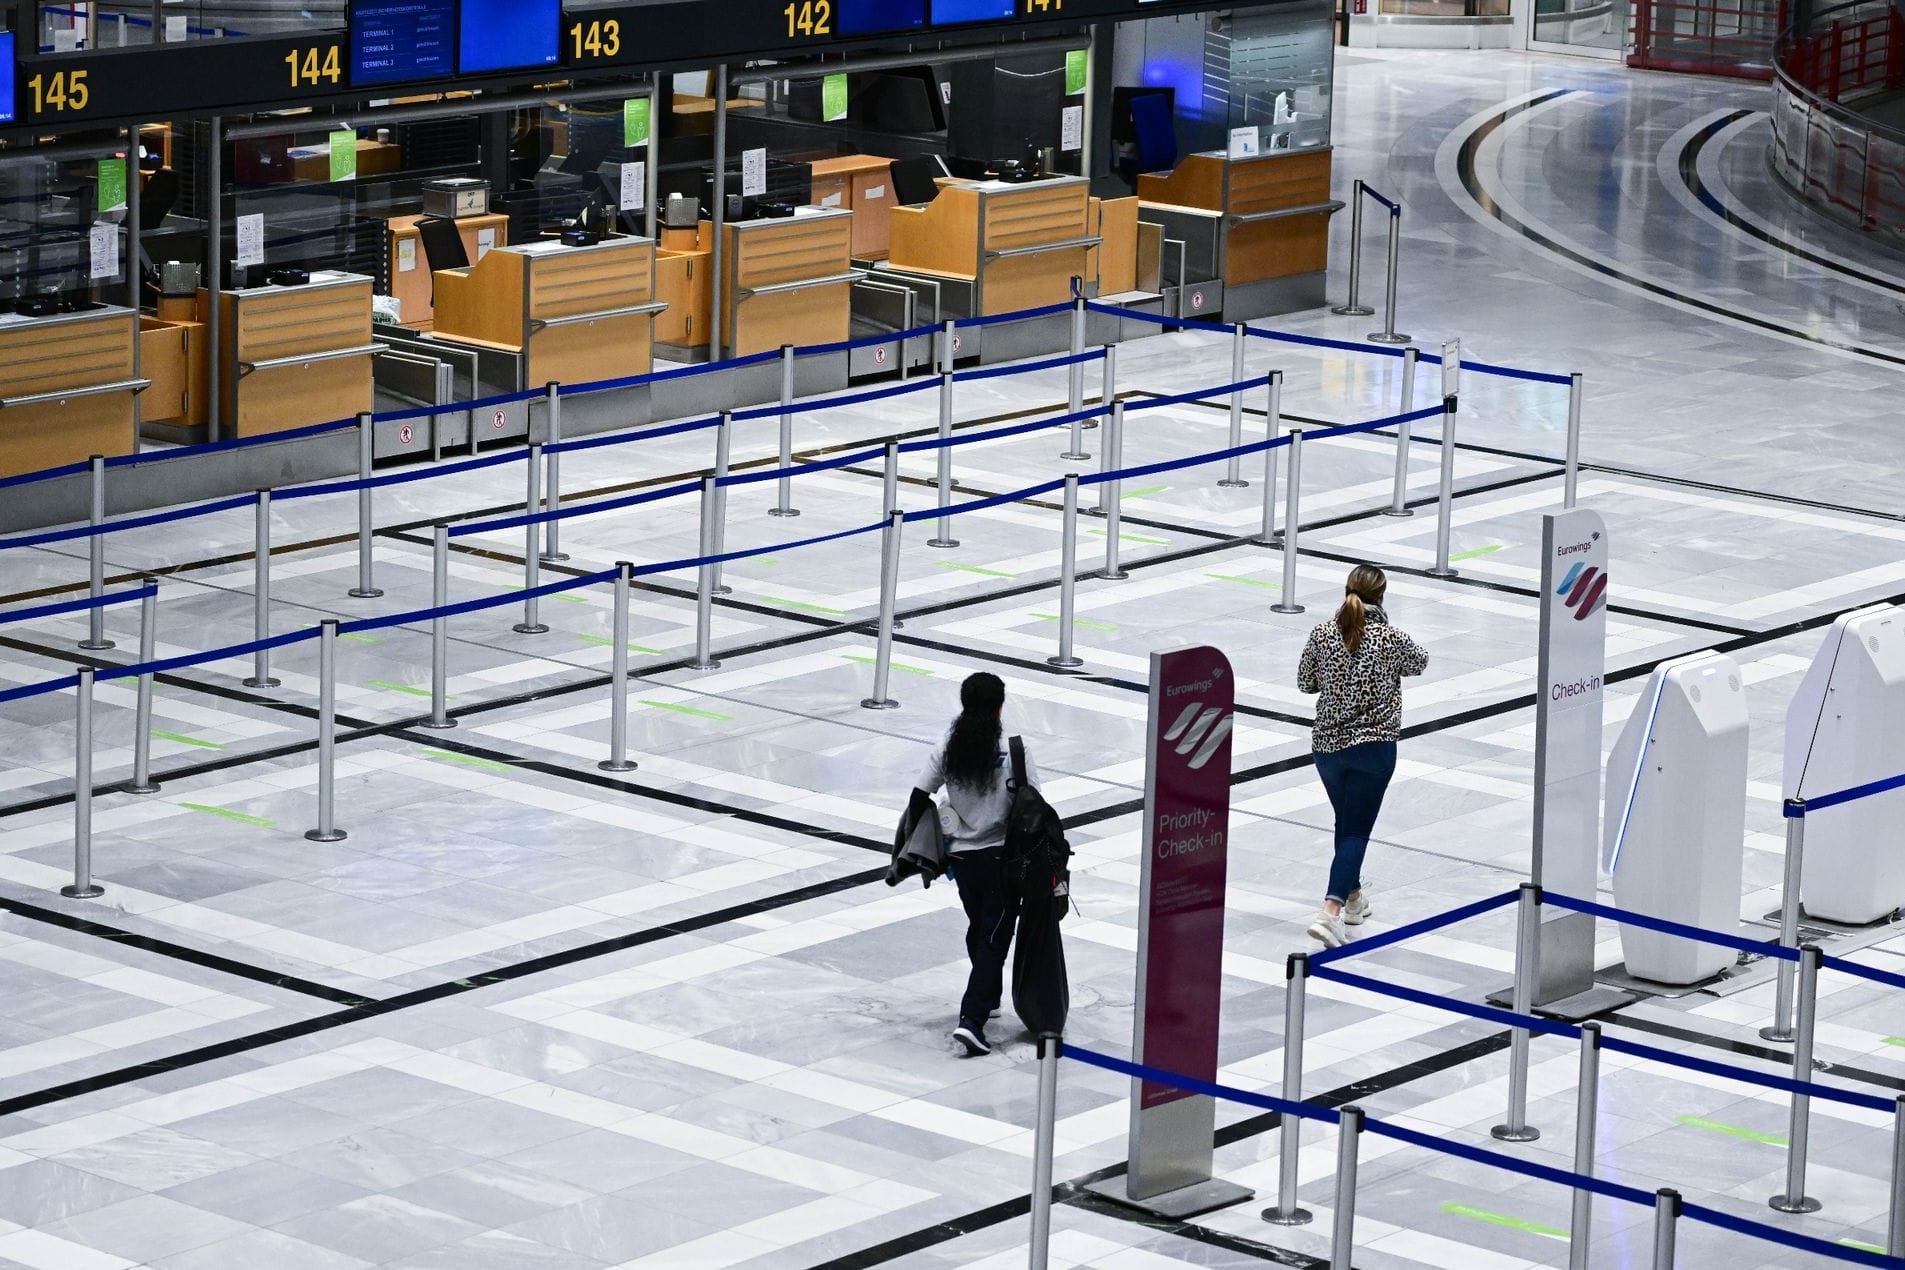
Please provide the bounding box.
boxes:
[884,176,1097,320]
[215,272,379,439]
[721,208,857,360]
[384,213,510,329]
[0,305,144,477]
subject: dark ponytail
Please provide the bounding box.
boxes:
[1337,564,1387,653]
[944,672,1006,791]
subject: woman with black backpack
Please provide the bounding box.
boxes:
[914,672,1041,1057]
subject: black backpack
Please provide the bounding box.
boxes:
[1004,737,1071,911]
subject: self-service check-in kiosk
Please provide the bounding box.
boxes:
[1603,652,1749,985]
[1788,604,1905,925]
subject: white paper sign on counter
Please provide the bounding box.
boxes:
[236,214,267,267]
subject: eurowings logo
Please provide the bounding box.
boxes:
[1162,702,1233,770]
[1556,563,1608,620]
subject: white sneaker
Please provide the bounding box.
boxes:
[1307,910,1347,949]
[1343,893,1372,926]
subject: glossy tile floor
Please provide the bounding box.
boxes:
[4,47,1905,1270]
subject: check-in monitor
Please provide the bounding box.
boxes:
[840,0,927,33]
[459,0,560,74]
[351,0,455,85]
[0,34,14,126]
[931,0,1017,23]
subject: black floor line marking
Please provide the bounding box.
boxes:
[1458,91,1905,370]
[1608,1013,1905,1096]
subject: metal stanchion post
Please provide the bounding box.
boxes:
[1568,1022,1602,1270]
[940,318,957,374]
[1264,953,1314,1225]
[1384,347,1419,517]
[514,445,549,635]
[1332,181,1372,317]
[1564,373,1584,510]
[1220,323,1249,488]
[930,373,959,549]
[1761,800,1805,1042]
[81,455,113,650]
[1062,296,1089,463]
[772,345,800,517]
[541,383,569,563]
[1651,1190,1681,1270]
[711,413,733,595]
[1330,1106,1364,1270]
[243,490,279,688]
[423,525,455,730]
[1427,396,1461,579]
[1889,1096,1905,1258]
[349,413,383,597]
[1028,1034,1061,1270]
[304,620,346,844]
[1091,345,1118,517]
[1271,426,1305,615]
[128,579,159,794]
[862,510,903,710]
[1493,882,1543,1142]
[600,562,638,773]
[1368,207,1410,345]
[1259,372,1283,545]
[62,669,103,899]
[1100,403,1128,581]
[1770,944,1824,1214]
[1048,475,1084,669]
[692,475,721,672]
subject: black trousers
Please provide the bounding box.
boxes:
[952,848,1020,1029]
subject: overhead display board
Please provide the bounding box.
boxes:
[933,0,1021,23]
[352,0,455,86]
[12,31,349,127]
[0,34,13,127]
[461,0,563,73]
[839,0,929,35]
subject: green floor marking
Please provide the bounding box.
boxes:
[1440,1204,1568,1240]
[1032,613,1117,633]
[939,563,1018,579]
[1450,544,1504,562]
[1088,527,1169,547]
[558,594,591,605]
[1882,1036,1905,1048]
[763,596,847,616]
[843,654,932,676]
[1123,484,1169,499]
[151,730,222,750]
[1207,573,1281,590]
[366,679,434,699]
[1841,1239,1887,1254]
[1675,1115,1786,1146]
[180,803,274,828]
[641,700,732,721]
[420,749,512,774]
[301,623,383,646]
[579,634,663,655]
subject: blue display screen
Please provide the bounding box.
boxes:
[931,0,1017,24]
[840,0,927,34]
[0,34,14,127]
[351,0,455,86]
[458,0,560,74]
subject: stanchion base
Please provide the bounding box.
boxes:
[348,588,385,599]
[538,553,571,565]
[598,760,639,773]
[1331,305,1375,317]
[1426,567,1461,580]
[305,829,348,843]
[126,781,160,795]
[513,623,551,635]
[1082,419,1099,431]
[1085,1177,1253,1220]
[1490,1124,1540,1143]
[861,697,899,710]
[419,718,458,731]
[1381,508,1415,519]
[1218,479,1249,489]
[1085,507,1108,519]
[60,883,104,899]
[1099,570,1130,581]
[1060,451,1090,462]
[1769,1195,1821,1215]
[928,539,960,550]
[713,585,733,596]
[1261,1206,1314,1227]
[1369,332,1412,345]
[768,508,802,518]
[1047,656,1085,669]
[1271,603,1307,615]
[78,640,115,652]
[242,677,281,689]
[1757,1025,1796,1043]
[691,659,722,671]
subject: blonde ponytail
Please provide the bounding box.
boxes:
[1337,564,1388,652]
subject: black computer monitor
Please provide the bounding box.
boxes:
[851,67,948,134]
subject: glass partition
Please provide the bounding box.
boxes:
[32,2,346,51]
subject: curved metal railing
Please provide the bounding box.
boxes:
[1771,0,1905,233]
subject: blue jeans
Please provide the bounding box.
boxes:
[1314,741,1397,904]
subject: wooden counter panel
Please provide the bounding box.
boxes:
[530,314,654,388]
[1138,156,1227,214]
[235,356,372,438]
[727,218,853,290]
[730,283,850,359]
[982,184,1087,252]
[888,201,977,279]
[0,313,134,398]
[982,249,1088,317]
[386,213,508,329]
[0,394,134,476]
[139,318,208,428]
[1089,196,1139,296]
[1227,215,1331,286]
[527,246,654,322]
[231,283,373,363]
[434,258,526,350]
[1229,151,1332,217]
[655,250,710,348]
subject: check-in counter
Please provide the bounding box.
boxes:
[431,235,665,389]
[385,213,509,329]
[721,208,856,359]
[140,314,210,438]
[886,176,1097,319]
[809,155,898,259]
[0,306,144,476]
[1137,149,1342,319]
[215,272,378,439]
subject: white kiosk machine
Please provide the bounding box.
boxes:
[1787,604,1905,924]
[1603,652,1749,985]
